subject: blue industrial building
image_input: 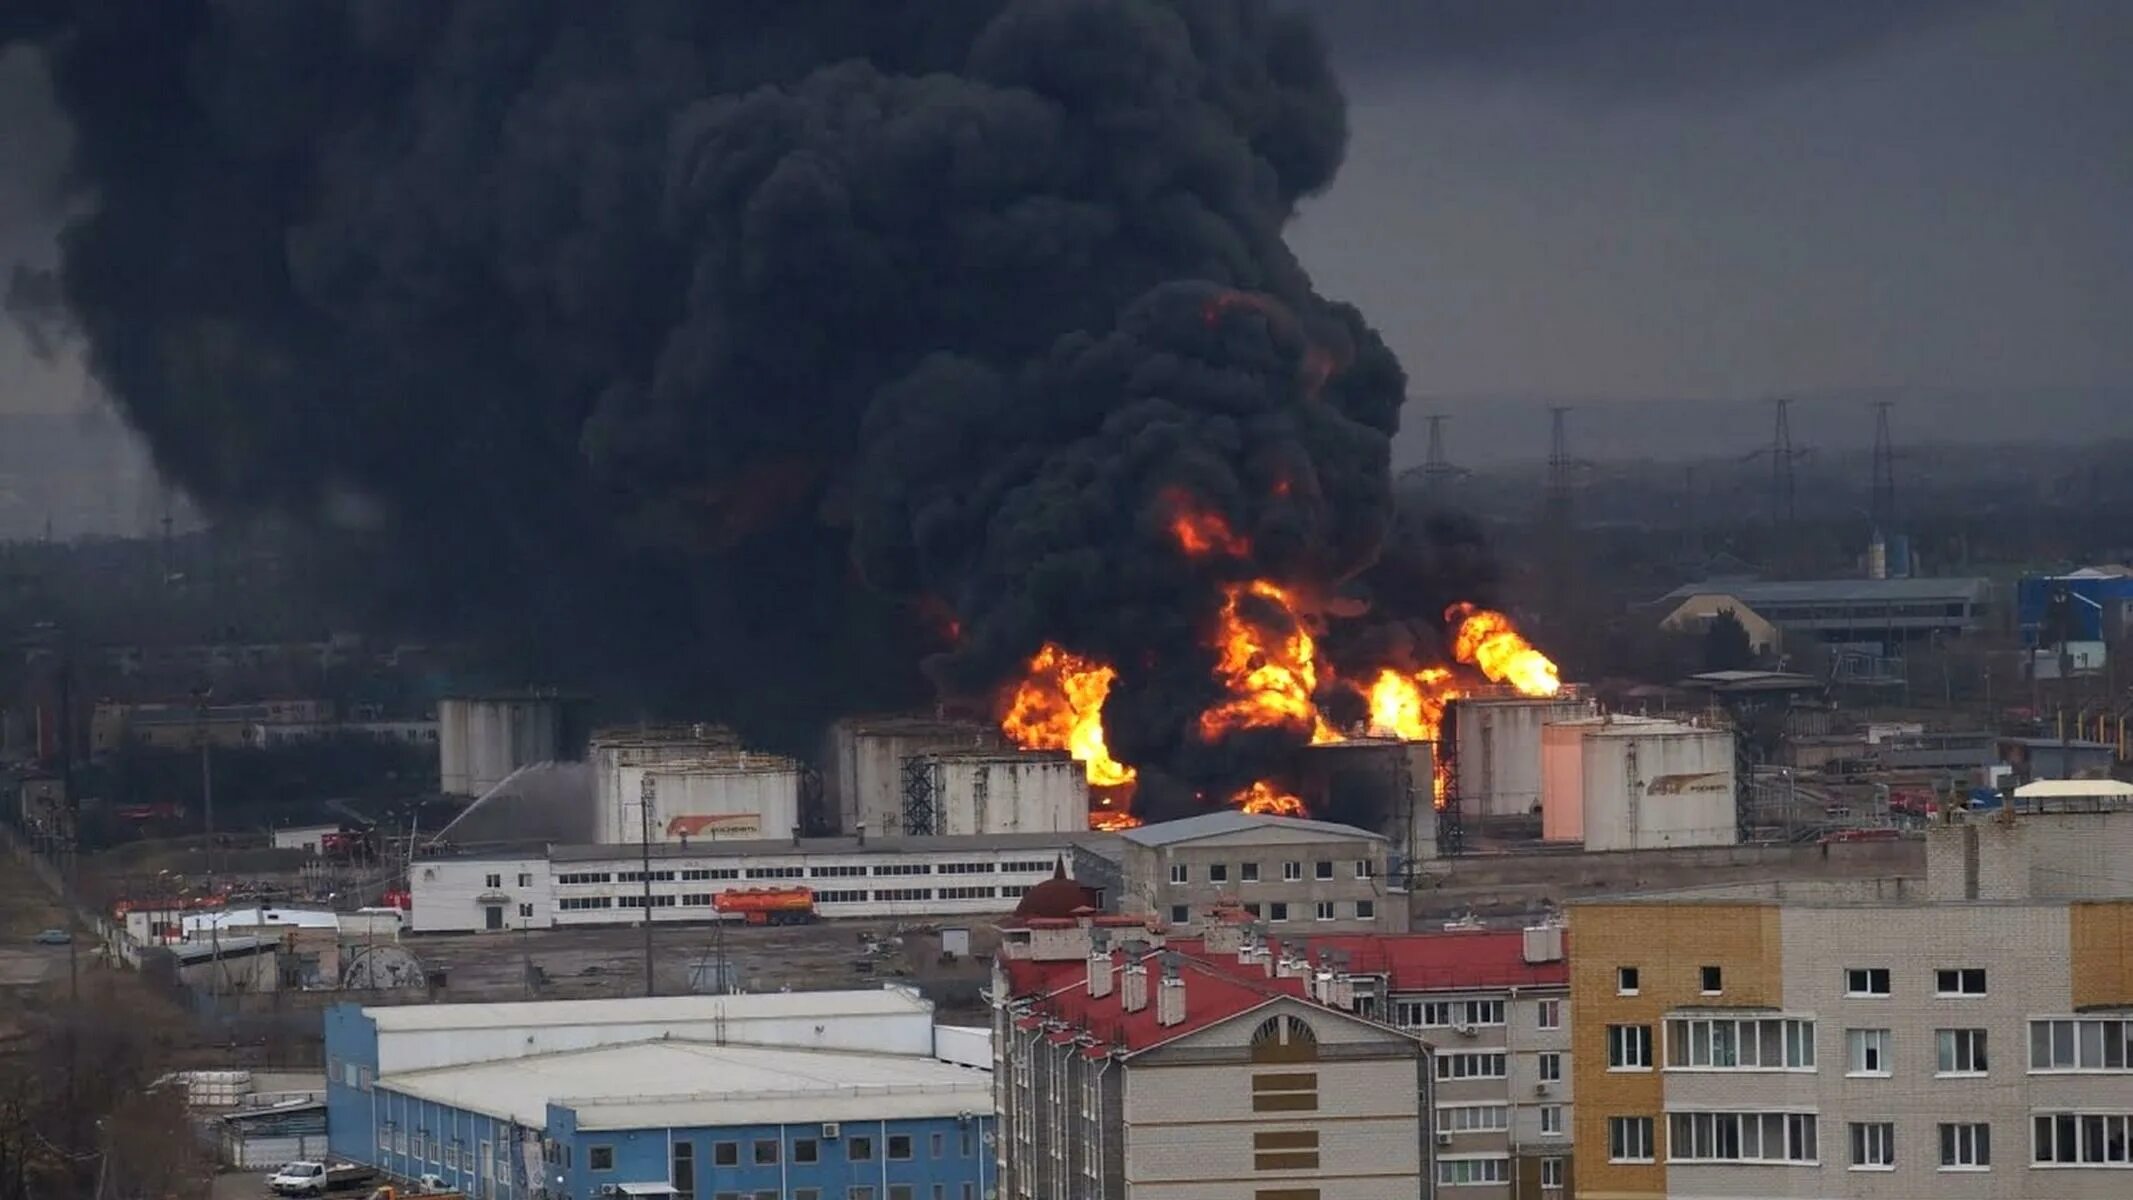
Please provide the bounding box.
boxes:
[324,991,995,1200]
[2016,567,2133,646]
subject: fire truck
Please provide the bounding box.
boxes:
[713,886,817,926]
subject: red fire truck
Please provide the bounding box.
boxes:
[713,887,817,926]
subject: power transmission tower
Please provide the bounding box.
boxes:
[1421,413,1468,493]
[1870,401,1897,534]
[1767,397,1805,525]
[1545,406,1578,529]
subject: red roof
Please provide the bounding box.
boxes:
[1289,929,1569,991]
[1001,947,1324,1056]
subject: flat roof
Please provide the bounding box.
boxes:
[1656,577,1991,607]
[1120,810,1385,848]
[2013,779,2133,798]
[548,831,1121,863]
[362,987,932,1033]
[380,1040,992,1130]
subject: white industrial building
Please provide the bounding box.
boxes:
[406,832,1121,934]
[1451,690,1597,820]
[821,715,1004,835]
[588,724,743,842]
[1540,715,1738,851]
[902,750,1088,836]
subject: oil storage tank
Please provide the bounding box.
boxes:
[822,715,1001,835]
[589,724,743,842]
[612,752,805,845]
[438,692,588,797]
[1300,738,1437,875]
[1450,691,1597,823]
[1541,715,1676,843]
[904,749,1088,836]
[1552,718,1738,851]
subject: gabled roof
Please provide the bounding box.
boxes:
[1000,948,1329,1057]
[1119,810,1384,848]
[1653,576,1991,607]
[1284,930,1569,992]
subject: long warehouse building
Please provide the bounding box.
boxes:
[408,833,1123,933]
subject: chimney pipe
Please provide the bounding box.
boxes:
[1088,947,1115,999]
[791,824,802,849]
[1121,954,1150,1013]
[1156,957,1186,1028]
[856,822,866,847]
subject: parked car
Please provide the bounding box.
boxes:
[31,928,70,945]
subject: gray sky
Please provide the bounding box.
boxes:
[3,4,2129,466]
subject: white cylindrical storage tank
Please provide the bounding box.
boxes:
[1580,721,1739,852]
[618,754,804,844]
[1452,692,1598,821]
[913,750,1087,835]
[1298,738,1438,869]
[440,694,566,797]
[821,716,1001,835]
[1542,715,1676,843]
[590,725,743,843]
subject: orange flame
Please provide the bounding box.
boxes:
[1162,487,1248,559]
[1233,780,1305,817]
[1365,665,1459,742]
[1447,603,1562,697]
[1089,806,1144,832]
[1196,581,1340,743]
[1001,643,1138,788]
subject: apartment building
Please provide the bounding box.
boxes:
[1569,788,2133,1200]
[1118,810,1406,934]
[993,915,1429,1200]
[1326,925,1574,1197]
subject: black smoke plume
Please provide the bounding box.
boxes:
[8,1,1477,807]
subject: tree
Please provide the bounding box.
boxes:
[1703,609,1756,672]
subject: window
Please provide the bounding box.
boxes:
[1422,999,1506,1028]
[1939,1122,1991,1169]
[1850,1122,1895,1169]
[1617,966,1640,995]
[1700,965,1722,994]
[1539,1105,1563,1136]
[1667,1112,1819,1164]
[1540,1157,1564,1190]
[887,1134,913,1160]
[849,1190,875,1200]
[1937,1028,1989,1075]
[588,1145,615,1171]
[1209,864,1228,883]
[752,1139,778,1165]
[1436,1105,1510,1134]
[889,1189,913,1200]
[795,1192,819,1200]
[792,1138,817,1164]
[1609,1117,1655,1162]
[1538,1052,1562,1083]
[1252,1129,1319,1170]
[1268,901,1289,921]
[1607,1024,1653,1070]
[2030,1018,2133,1071]
[1314,860,1333,880]
[1846,1028,1891,1076]
[1437,1157,1508,1186]
[1355,900,1375,920]
[1936,967,1987,996]
[1845,967,1891,996]
[1282,861,1302,882]
[1663,1016,1815,1070]
[848,1137,873,1161]
[1435,1052,1508,1080]
[1354,859,1374,878]
[1170,905,1190,924]
[1241,862,1260,882]
[929,1132,943,1159]
[517,902,533,917]
[1537,999,1562,1030]
[1243,902,1261,917]
[485,873,502,889]
[960,1128,972,1157]
[1170,863,1189,884]
[2033,1112,2133,1165]
[517,872,532,887]
[1314,901,1335,921]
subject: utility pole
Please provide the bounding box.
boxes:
[1870,400,1897,535]
[640,772,657,997]
[193,685,215,888]
[1421,413,1468,494]
[1769,397,1801,526]
[59,629,78,1001]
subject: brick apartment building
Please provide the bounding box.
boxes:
[1569,784,2133,1200]
[992,906,1574,1199]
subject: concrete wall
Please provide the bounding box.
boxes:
[918,753,1088,837]
[1580,725,1737,853]
[1410,836,1924,919]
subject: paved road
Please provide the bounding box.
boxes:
[0,943,66,987]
